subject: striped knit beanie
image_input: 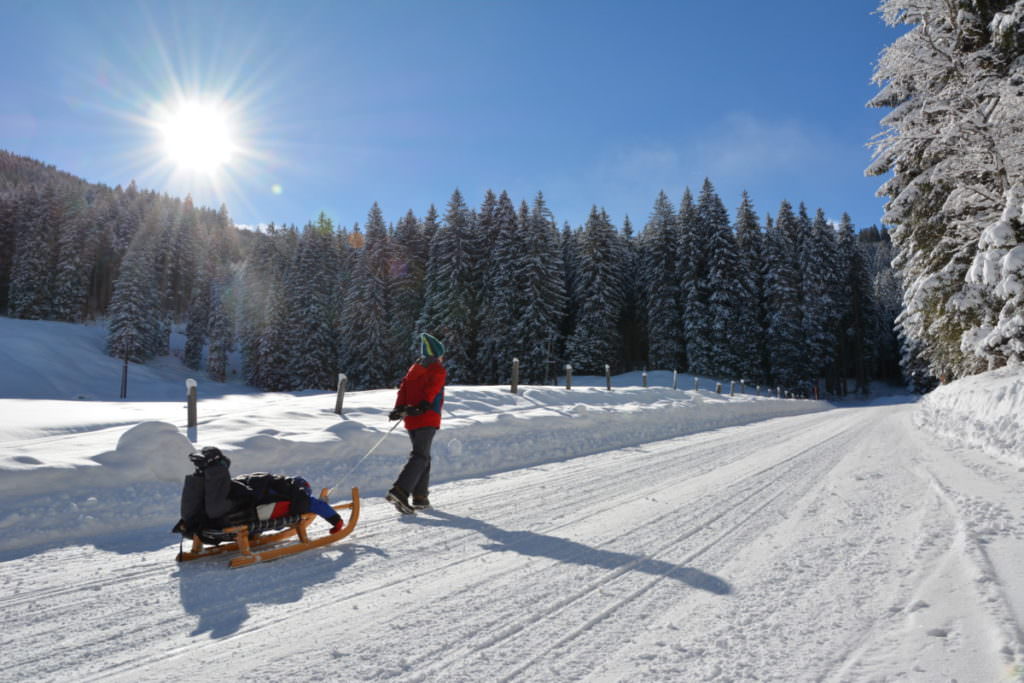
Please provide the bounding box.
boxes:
[420,332,445,358]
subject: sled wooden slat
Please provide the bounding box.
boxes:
[176,487,360,569]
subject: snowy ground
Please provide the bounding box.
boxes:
[1,317,1023,681]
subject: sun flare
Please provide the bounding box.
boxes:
[158,101,236,174]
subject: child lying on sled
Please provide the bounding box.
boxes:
[172,446,344,539]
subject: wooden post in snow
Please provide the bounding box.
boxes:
[334,373,348,415]
[605,364,611,391]
[565,364,573,390]
[511,358,520,394]
[186,379,197,428]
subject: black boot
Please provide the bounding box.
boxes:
[386,486,414,515]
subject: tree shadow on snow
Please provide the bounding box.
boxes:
[410,510,731,596]
[174,542,387,638]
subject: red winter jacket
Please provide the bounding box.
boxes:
[395,358,446,430]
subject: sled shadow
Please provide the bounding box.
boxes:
[175,542,387,638]
[412,510,731,596]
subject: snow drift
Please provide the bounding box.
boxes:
[916,365,1024,467]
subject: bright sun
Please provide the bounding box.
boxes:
[159,101,236,174]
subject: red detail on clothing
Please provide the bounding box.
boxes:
[270,501,291,519]
[395,359,446,430]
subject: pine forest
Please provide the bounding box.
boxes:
[0,149,901,397]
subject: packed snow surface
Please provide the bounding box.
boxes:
[1,317,1023,681]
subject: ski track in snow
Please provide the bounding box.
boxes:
[2,404,1023,682]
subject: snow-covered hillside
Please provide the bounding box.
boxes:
[1,317,1023,681]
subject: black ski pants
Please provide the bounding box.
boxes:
[394,427,436,498]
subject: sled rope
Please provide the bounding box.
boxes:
[327,420,402,497]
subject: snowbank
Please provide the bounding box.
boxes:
[0,315,832,554]
[0,384,828,554]
[915,366,1024,466]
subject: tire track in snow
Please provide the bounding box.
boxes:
[7,408,857,681]
[407,421,858,681]
[82,428,764,680]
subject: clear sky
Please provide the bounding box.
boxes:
[1,1,899,232]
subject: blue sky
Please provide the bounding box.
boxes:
[1,1,899,232]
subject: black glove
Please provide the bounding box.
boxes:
[189,446,230,471]
[405,400,431,417]
[388,407,406,421]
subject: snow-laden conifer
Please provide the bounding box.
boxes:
[701,181,744,379]
[869,0,1024,376]
[417,189,487,383]
[732,192,765,383]
[479,191,524,382]
[764,201,806,390]
[801,207,838,391]
[342,203,394,389]
[288,215,340,390]
[511,193,566,383]
[640,191,682,370]
[565,207,624,373]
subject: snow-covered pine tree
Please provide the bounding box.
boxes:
[206,272,235,383]
[677,186,705,373]
[238,224,285,387]
[967,187,1024,365]
[50,194,94,322]
[801,207,838,394]
[834,213,875,395]
[390,208,428,377]
[8,186,56,320]
[478,191,524,382]
[864,228,903,382]
[618,215,647,370]
[0,191,22,313]
[106,226,162,361]
[764,200,806,390]
[732,191,766,384]
[417,189,487,383]
[256,285,292,390]
[112,180,141,256]
[869,0,1024,377]
[288,215,340,390]
[341,203,394,389]
[565,206,624,373]
[162,196,198,320]
[183,272,211,370]
[640,191,683,370]
[701,180,744,380]
[421,204,440,252]
[183,246,221,374]
[558,221,581,366]
[512,192,566,383]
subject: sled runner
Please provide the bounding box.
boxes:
[176,487,360,568]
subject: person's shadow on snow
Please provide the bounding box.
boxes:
[410,510,731,596]
[174,543,387,638]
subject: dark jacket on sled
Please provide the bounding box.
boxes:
[174,463,338,538]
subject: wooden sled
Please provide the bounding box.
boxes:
[176,487,360,569]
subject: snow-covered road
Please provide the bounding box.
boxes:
[3,401,1022,682]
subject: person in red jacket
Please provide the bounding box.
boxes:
[386,332,447,514]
